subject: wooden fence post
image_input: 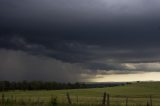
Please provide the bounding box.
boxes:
[107,94,110,106]
[66,92,72,105]
[76,95,78,104]
[147,101,150,106]
[2,94,5,105]
[126,97,128,106]
[150,95,152,106]
[102,92,106,106]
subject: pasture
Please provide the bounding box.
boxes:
[1,82,160,106]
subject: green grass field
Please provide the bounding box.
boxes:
[1,82,160,106]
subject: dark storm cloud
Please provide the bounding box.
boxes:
[1,0,160,81]
[0,49,90,82]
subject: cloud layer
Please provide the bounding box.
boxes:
[1,0,160,81]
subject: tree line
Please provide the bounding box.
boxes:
[0,81,128,91]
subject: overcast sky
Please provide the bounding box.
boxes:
[1,0,160,82]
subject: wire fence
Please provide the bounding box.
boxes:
[0,92,160,106]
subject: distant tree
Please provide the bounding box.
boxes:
[0,81,123,91]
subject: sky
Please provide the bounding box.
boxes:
[1,0,160,82]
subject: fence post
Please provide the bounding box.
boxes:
[147,101,149,106]
[102,92,106,106]
[2,94,5,105]
[107,94,110,106]
[126,97,128,106]
[66,92,72,105]
[150,95,152,106]
[76,95,78,104]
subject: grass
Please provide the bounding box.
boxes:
[1,82,160,106]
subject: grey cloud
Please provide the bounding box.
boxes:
[1,0,160,81]
[122,63,160,71]
[0,49,89,82]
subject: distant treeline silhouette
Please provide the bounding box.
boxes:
[0,81,128,91]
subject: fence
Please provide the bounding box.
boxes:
[0,92,157,106]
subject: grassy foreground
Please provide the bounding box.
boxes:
[1,82,160,106]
